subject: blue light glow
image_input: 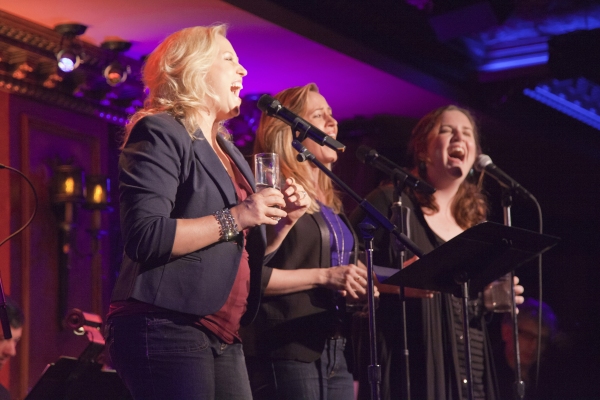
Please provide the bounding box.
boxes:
[479,54,548,72]
[524,80,600,131]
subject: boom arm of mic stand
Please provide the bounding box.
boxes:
[291,140,424,258]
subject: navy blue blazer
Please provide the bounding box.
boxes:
[111,113,268,325]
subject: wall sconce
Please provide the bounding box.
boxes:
[101,39,132,87]
[51,164,84,327]
[84,175,110,210]
[51,164,84,204]
[51,164,84,314]
[83,174,111,236]
[54,23,87,73]
[51,166,113,321]
[83,175,111,316]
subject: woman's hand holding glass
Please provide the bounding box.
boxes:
[230,189,287,229]
[483,275,525,313]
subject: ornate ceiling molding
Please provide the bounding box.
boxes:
[0,10,144,124]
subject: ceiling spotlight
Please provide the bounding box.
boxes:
[57,49,81,73]
[103,61,131,87]
[101,39,132,87]
[54,23,87,73]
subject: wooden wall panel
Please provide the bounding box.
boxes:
[8,95,111,399]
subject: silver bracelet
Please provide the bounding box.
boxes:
[213,208,239,242]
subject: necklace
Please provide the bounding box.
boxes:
[321,204,345,266]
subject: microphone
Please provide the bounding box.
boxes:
[257,94,346,152]
[474,154,533,198]
[356,145,436,194]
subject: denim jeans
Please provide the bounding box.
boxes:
[105,312,252,400]
[247,337,354,400]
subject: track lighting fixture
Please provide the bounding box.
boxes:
[101,39,132,87]
[54,23,87,73]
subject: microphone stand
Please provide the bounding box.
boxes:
[389,178,411,400]
[501,189,525,400]
[291,140,424,400]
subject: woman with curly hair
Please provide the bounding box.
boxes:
[350,105,524,400]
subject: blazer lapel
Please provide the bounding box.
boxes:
[217,135,256,191]
[191,130,237,206]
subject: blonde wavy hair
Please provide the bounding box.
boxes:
[408,105,488,229]
[121,24,230,147]
[254,83,342,214]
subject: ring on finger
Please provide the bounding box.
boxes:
[299,190,307,200]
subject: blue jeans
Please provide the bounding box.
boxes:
[105,312,252,400]
[247,337,354,400]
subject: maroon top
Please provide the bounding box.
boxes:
[108,153,253,344]
[199,154,252,343]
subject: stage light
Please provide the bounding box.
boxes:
[101,39,132,87]
[54,23,87,73]
[103,61,131,87]
[56,49,81,73]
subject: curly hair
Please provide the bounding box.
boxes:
[254,83,342,214]
[407,105,488,229]
[121,24,230,147]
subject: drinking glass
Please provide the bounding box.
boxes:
[484,273,512,313]
[254,153,280,191]
[254,153,281,220]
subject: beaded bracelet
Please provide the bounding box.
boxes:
[213,208,239,242]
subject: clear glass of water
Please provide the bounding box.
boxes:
[254,153,280,191]
[484,273,513,313]
[254,153,282,220]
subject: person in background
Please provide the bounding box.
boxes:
[0,297,24,400]
[493,297,558,400]
[350,105,524,400]
[241,83,373,400]
[104,25,310,400]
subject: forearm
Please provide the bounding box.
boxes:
[171,215,223,257]
[263,268,326,296]
[264,217,295,255]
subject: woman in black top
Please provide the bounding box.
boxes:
[242,83,372,400]
[350,105,525,400]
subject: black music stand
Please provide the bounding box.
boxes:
[382,221,559,400]
[25,356,132,400]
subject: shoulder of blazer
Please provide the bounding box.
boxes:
[128,112,193,150]
[136,112,187,132]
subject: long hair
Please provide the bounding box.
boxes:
[407,105,488,229]
[254,83,342,214]
[121,24,229,147]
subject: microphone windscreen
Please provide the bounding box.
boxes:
[474,154,493,172]
[356,145,377,164]
[257,94,278,114]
